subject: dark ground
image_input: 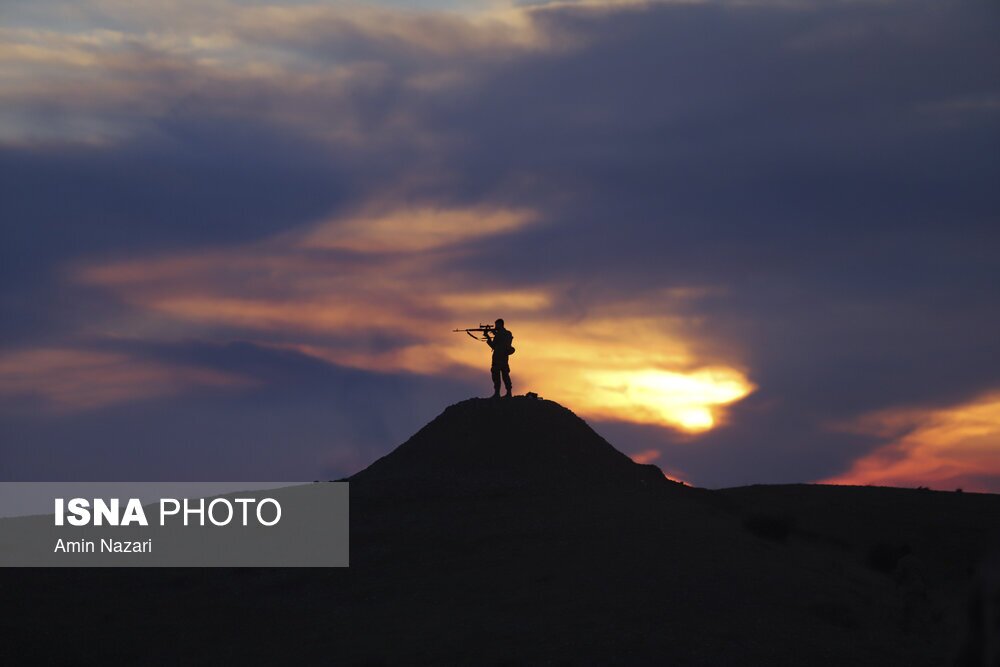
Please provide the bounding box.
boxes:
[4,397,999,665]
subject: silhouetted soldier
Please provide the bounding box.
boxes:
[485,318,513,398]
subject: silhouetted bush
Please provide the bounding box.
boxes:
[743,513,795,543]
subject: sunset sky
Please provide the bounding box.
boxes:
[1,0,998,491]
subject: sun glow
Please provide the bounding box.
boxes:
[63,204,755,430]
[434,314,753,432]
[824,392,1000,492]
[581,368,750,430]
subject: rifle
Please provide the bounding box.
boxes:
[452,324,495,341]
[452,325,516,355]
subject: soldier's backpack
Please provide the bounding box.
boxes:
[504,331,515,355]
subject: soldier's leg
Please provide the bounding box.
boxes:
[502,367,512,396]
[491,367,501,397]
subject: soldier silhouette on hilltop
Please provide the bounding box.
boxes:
[485,318,514,399]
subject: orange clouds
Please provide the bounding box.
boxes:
[824,392,1000,492]
[580,367,750,431]
[629,449,661,464]
[467,314,753,432]
[299,206,537,254]
[628,450,690,485]
[70,203,754,430]
[0,348,252,412]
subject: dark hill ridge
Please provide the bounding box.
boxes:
[4,397,999,665]
[351,396,670,493]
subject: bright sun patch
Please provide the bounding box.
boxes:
[576,368,752,431]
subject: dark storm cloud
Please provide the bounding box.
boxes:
[0,341,477,481]
[1,0,998,487]
[0,119,355,275]
[0,118,360,347]
[414,0,1000,485]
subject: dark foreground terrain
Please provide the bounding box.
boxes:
[5,397,999,665]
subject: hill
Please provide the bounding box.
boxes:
[3,397,998,665]
[351,396,670,492]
